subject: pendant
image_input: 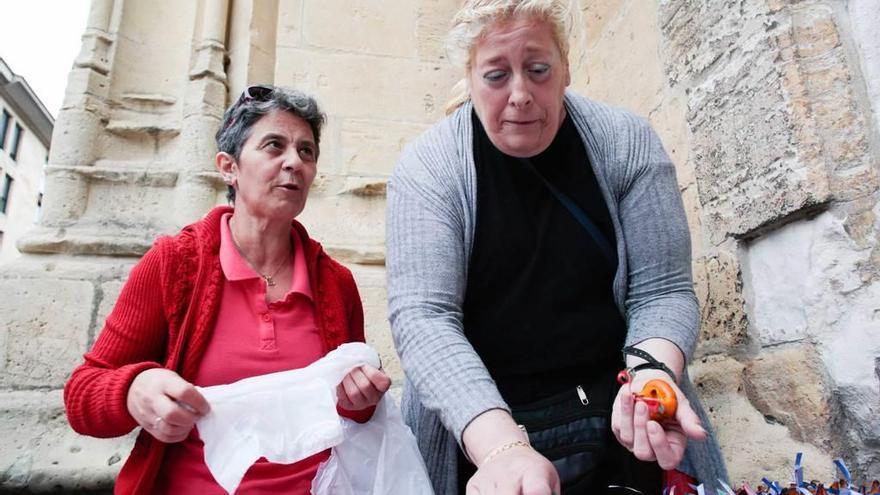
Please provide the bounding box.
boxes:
[263,275,276,287]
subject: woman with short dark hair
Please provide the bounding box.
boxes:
[65,85,390,494]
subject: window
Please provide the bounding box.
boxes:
[0,174,12,214]
[0,109,9,150]
[9,123,22,161]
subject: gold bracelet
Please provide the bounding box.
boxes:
[480,440,531,466]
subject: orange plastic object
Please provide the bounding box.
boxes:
[634,379,677,422]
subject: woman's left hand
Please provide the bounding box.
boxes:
[336,365,391,410]
[610,369,707,470]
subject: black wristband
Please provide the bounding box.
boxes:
[622,346,677,382]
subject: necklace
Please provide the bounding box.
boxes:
[229,218,292,288]
[257,253,289,287]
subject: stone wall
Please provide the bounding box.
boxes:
[1,0,878,490]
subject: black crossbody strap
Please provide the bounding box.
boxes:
[520,159,616,264]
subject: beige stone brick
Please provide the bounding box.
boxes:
[583,0,627,48]
[0,279,94,389]
[416,0,460,62]
[349,266,401,384]
[0,390,132,491]
[689,355,835,484]
[275,47,459,123]
[742,345,834,450]
[296,193,386,256]
[303,0,418,58]
[277,0,304,48]
[693,252,749,357]
[342,118,430,176]
[792,6,840,59]
[580,0,665,114]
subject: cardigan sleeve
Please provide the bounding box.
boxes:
[386,131,508,445]
[618,118,700,362]
[63,243,169,438]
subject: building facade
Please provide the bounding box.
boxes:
[0,0,878,491]
[0,57,52,263]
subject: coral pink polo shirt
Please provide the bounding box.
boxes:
[155,213,328,494]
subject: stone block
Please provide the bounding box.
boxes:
[660,0,760,86]
[0,278,95,389]
[275,47,460,124]
[582,0,627,48]
[349,266,400,384]
[303,0,417,58]
[416,0,460,62]
[741,211,873,347]
[581,0,666,114]
[791,5,839,59]
[276,0,304,48]
[692,252,749,357]
[0,390,133,491]
[341,118,430,176]
[297,188,386,252]
[743,345,833,449]
[689,355,835,484]
[685,46,832,242]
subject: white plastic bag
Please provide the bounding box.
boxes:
[197,343,379,494]
[311,394,434,495]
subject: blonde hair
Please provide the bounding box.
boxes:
[444,0,577,114]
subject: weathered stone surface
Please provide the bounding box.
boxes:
[742,210,866,346]
[416,0,460,62]
[848,0,880,134]
[297,194,385,260]
[0,390,132,491]
[690,355,835,484]
[275,47,459,124]
[692,252,749,357]
[582,0,627,49]
[742,345,833,449]
[581,0,666,114]
[342,118,430,176]
[276,0,304,48]
[0,278,94,389]
[660,1,880,243]
[349,266,400,388]
[304,0,418,58]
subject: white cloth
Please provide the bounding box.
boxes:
[196,343,380,494]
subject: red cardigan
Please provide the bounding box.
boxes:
[63,206,370,494]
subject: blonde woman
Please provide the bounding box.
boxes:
[386,1,727,494]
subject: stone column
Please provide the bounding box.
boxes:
[0,0,234,490]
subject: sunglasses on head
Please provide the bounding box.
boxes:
[222,85,275,131]
[237,84,274,104]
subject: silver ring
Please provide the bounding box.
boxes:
[153,416,163,429]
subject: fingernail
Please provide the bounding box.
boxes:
[648,422,661,434]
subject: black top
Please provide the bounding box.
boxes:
[462,111,626,405]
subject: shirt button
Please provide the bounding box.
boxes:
[261,313,271,322]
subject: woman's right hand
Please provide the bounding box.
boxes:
[467,445,559,495]
[126,368,210,443]
[463,409,560,495]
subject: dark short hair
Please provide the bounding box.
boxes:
[215,85,326,203]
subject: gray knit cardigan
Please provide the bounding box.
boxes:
[386,92,728,494]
